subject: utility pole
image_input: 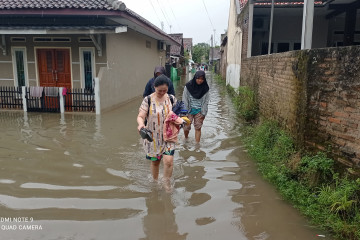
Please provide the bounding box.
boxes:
[161,21,164,31]
[211,34,214,67]
[170,25,172,33]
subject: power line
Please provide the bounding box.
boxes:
[159,0,172,25]
[201,0,215,31]
[156,0,171,31]
[147,0,163,27]
[165,0,183,32]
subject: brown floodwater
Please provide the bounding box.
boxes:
[0,72,331,240]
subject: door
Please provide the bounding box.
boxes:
[37,49,71,89]
[37,49,71,110]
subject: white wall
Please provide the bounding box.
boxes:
[99,29,166,111]
[226,0,242,90]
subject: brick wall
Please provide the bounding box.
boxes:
[241,46,360,168]
[305,47,360,167]
[241,52,306,144]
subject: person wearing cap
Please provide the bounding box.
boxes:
[137,75,178,191]
[182,70,210,143]
[143,66,175,97]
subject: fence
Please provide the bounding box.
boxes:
[26,87,60,113]
[0,86,23,109]
[0,86,97,113]
[65,88,95,112]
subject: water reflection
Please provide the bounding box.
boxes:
[141,189,188,240]
[176,165,207,193]
[178,143,207,163]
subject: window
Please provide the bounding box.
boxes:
[261,42,273,55]
[293,43,301,50]
[33,37,71,42]
[11,37,26,42]
[80,48,95,90]
[78,37,92,42]
[336,42,344,47]
[12,47,27,87]
[277,43,289,53]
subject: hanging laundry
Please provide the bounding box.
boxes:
[29,86,44,98]
[44,87,58,97]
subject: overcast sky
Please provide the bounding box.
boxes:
[124,0,230,46]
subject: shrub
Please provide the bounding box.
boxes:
[297,152,335,187]
[234,86,258,121]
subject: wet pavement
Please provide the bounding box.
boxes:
[0,72,330,239]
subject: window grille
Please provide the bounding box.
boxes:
[83,51,93,90]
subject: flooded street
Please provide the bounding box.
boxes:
[0,72,329,240]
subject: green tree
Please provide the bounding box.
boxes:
[192,43,210,64]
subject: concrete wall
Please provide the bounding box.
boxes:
[240,4,249,60]
[241,46,360,168]
[99,29,166,111]
[226,0,242,89]
[219,44,228,80]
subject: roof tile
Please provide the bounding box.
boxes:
[0,0,115,10]
[0,0,181,47]
[169,33,183,55]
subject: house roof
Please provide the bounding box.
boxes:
[183,38,193,52]
[169,33,184,56]
[249,0,359,19]
[0,0,181,46]
[0,25,126,35]
[0,0,114,10]
[251,0,357,8]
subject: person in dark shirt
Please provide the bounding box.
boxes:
[143,66,175,97]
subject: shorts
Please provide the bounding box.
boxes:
[146,150,175,161]
[183,113,205,131]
